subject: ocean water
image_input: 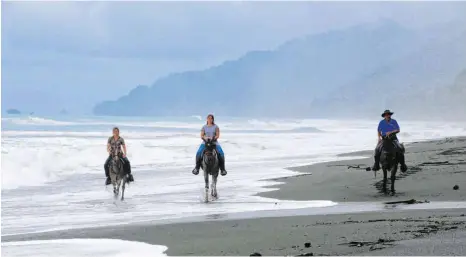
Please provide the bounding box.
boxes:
[2,115,466,256]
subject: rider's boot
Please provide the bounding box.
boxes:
[218,153,227,176]
[104,156,111,185]
[192,155,202,175]
[123,159,134,182]
[104,164,111,185]
[127,173,134,182]
[399,153,408,173]
[372,152,381,171]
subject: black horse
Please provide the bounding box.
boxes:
[201,138,220,202]
[379,132,405,195]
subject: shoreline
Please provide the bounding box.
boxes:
[2,136,466,256]
[4,208,466,256]
[258,136,466,202]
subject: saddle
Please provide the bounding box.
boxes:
[110,155,124,163]
[381,141,405,154]
[202,148,217,157]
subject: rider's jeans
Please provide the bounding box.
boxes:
[196,143,225,158]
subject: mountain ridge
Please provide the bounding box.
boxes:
[93,19,466,119]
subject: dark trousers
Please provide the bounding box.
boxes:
[373,138,406,167]
[374,139,403,156]
[104,155,131,177]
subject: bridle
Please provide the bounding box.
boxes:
[111,153,122,170]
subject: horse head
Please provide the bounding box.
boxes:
[202,138,218,166]
[380,132,398,170]
[381,133,397,154]
[203,138,217,155]
[111,154,123,171]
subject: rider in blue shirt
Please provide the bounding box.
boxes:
[372,110,408,172]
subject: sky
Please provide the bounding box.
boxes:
[1,1,466,115]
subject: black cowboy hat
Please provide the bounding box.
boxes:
[381,109,394,117]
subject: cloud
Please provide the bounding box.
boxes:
[2,1,465,114]
[3,1,466,59]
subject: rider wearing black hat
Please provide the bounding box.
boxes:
[372,110,408,172]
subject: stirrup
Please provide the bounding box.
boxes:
[221,169,227,176]
[126,174,134,182]
[192,168,199,175]
[400,164,408,173]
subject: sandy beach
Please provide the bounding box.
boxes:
[260,136,466,202]
[3,137,466,256]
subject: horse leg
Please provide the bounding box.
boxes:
[204,169,209,202]
[114,177,120,199]
[382,167,388,194]
[211,171,218,199]
[113,183,118,199]
[121,177,126,201]
[110,174,117,197]
[390,165,397,196]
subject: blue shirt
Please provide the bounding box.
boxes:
[378,119,400,136]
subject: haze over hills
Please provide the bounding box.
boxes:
[422,69,466,119]
[93,19,466,119]
[310,24,466,119]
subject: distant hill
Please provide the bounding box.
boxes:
[424,69,466,119]
[449,69,466,102]
[6,108,21,115]
[309,29,466,119]
[93,19,466,119]
[445,69,466,117]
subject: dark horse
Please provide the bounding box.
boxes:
[379,132,405,195]
[201,138,220,202]
[109,153,127,201]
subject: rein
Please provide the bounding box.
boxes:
[203,149,217,165]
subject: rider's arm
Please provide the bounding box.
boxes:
[390,129,400,134]
[120,138,127,156]
[200,127,206,139]
[107,137,111,154]
[392,119,400,133]
[215,126,220,140]
[377,121,382,141]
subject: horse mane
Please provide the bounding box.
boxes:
[382,137,396,153]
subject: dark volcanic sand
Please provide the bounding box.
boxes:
[259,137,466,202]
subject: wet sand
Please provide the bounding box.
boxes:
[3,137,466,256]
[259,136,466,202]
